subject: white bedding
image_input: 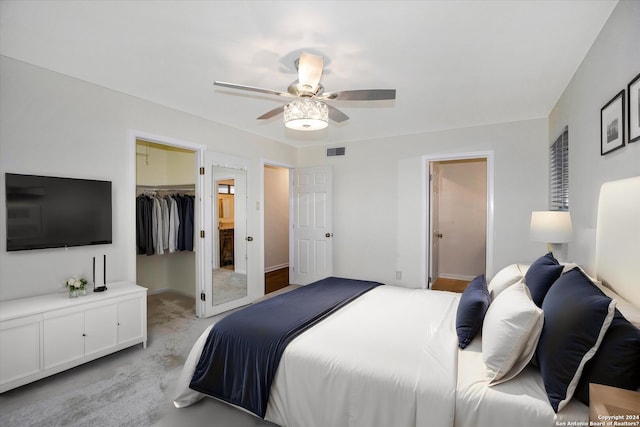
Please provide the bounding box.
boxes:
[174,176,639,426]
[174,285,461,427]
[267,286,460,427]
[174,285,595,427]
[455,336,588,427]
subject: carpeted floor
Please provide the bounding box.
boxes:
[0,291,247,427]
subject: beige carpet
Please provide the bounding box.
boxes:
[0,292,217,427]
[0,288,300,427]
[0,286,308,427]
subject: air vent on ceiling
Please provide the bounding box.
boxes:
[327,147,346,157]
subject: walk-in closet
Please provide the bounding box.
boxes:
[136,140,196,299]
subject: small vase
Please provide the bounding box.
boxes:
[79,288,87,296]
[69,288,78,298]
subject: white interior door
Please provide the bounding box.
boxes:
[291,166,333,285]
[201,151,251,317]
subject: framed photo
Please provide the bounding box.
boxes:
[601,90,625,155]
[628,73,640,143]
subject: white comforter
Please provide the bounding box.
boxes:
[455,336,588,427]
[174,285,461,427]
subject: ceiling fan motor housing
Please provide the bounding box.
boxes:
[288,82,324,98]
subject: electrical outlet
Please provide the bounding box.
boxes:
[396,271,402,280]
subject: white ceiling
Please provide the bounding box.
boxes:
[0,0,617,147]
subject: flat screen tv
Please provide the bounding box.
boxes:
[5,173,112,251]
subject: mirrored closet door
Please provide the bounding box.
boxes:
[202,152,250,317]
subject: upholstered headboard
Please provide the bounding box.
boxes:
[595,176,640,308]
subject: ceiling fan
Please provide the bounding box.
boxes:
[213,52,396,131]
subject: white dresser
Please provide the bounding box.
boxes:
[0,282,147,393]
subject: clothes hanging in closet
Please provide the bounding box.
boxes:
[136,193,195,255]
[136,195,154,256]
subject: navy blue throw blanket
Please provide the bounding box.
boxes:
[189,277,382,418]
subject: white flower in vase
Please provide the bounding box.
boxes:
[65,276,87,291]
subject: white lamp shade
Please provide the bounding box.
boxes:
[530,211,573,243]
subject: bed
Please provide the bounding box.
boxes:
[174,176,640,427]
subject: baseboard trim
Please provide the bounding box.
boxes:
[265,263,289,273]
[438,273,476,282]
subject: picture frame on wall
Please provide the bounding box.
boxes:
[601,90,625,155]
[628,73,640,143]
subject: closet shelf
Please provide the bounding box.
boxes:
[136,184,195,192]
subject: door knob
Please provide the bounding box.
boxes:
[436,233,443,239]
[325,233,333,238]
[246,236,253,241]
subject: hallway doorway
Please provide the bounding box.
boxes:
[263,164,290,293]
[427,153,493,289]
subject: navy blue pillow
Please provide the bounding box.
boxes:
[574,309,640,405]
[537,267,616,412]
[455,274,490,349]
[524,252,563,307]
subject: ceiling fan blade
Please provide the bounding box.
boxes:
[328,105,349,123]
[257,105,285,120]
[297,52,323,92]
[320,89,396,101]
[214,81,292,98]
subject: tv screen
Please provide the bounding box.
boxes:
[5,173,112,251]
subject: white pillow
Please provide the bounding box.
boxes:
[487,264,527,300]
[482,280,544,386]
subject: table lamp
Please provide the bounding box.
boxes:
[530,211,573,257]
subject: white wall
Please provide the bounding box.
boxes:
[2,1,636,301]
[549,0,640,275]
[292,0,640,288]
[264,165,289,272]
[297,118,549,287]
[0,55,296,301]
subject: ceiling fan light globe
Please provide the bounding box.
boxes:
[284,99,328,131]
[284,118,328,131]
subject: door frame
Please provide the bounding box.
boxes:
[424,151,494,288]
[127,130,206,315]
[429,161,441,287]
[260,161,334,287]
[202,151,252,317]
[260,159,295,292]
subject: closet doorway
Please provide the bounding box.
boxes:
[426,153,493,291]
[135,140,197,300]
